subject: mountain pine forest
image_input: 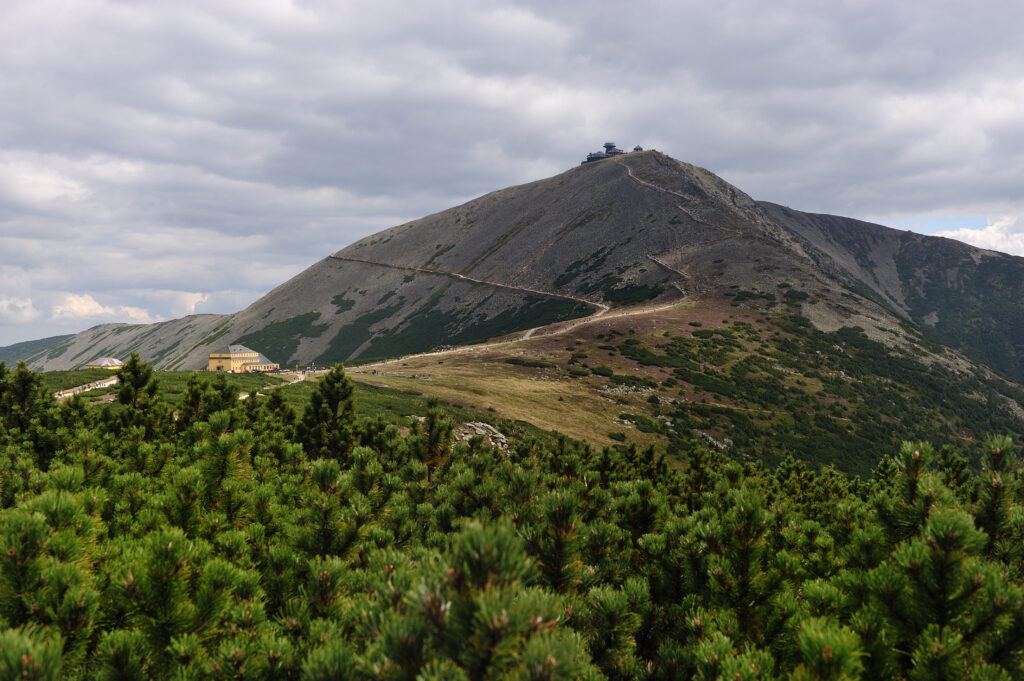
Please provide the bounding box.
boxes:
[3,355,1024,681]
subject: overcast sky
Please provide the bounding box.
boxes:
[2,0,1024,346]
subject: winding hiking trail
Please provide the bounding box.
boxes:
[350,299,680,371]
[330,239,683,371]
[612,157,745,243]
[329,253,613,360]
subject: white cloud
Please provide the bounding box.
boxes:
[174,292,209,316]
[51,294,116,321]
[120,306,159,324]
[0,297,41,324]
[0,154,91,211]
[129,289,211,317]
[935,216,1024,257]
[51,293,158,324]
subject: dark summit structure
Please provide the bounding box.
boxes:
[582,141,628,164]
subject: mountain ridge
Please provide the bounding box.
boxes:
[6,150,1024,384]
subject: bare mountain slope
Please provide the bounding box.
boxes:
[11,150,1024,381]
[760,202,1024,379]
[22,315,228,372]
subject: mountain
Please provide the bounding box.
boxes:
[0,334,73,366]
[10,150,1024,383]
[760,204,1024,380]
[13,316,230,372]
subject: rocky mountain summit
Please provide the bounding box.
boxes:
[11,150,1024,381]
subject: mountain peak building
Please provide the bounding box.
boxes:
[581,142,629,164]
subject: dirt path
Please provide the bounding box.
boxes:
[611,158,745,239]
[613,158,693,202]
[55,375,119,401]
[328,254,607,314]
[349,300,680,372]
[328,249,682,372]
[239,371,309,400]
[646,254,689,280]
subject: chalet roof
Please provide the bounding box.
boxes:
[86,357,123,367]
[243,353,277,366]
[214,344,258,355]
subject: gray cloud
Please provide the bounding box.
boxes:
[2,0,1024,345]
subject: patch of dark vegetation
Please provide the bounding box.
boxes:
[150,339,182,364]
[576,274,622,295]
[610,374,659,389]
[603,283,665,304]
[504,358,554,369]
[619,412,662,433]
[236,312,330,365]
[423,243,456,267]
[554,247,612,287]
[200,322,233,348]
[70,345,99,363]
[38,337,74,361]
[733,290,776,303]
[616,315,1024,476]
[358,295,591,363]
[573,270,666,304]
[331,294,356,313]
[319,304,404,364]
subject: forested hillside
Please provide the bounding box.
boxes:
[2,357,1024,680]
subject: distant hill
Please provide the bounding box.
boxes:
[0,334,73,366]
[8,150,1024,384]
[11,316,229,374]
